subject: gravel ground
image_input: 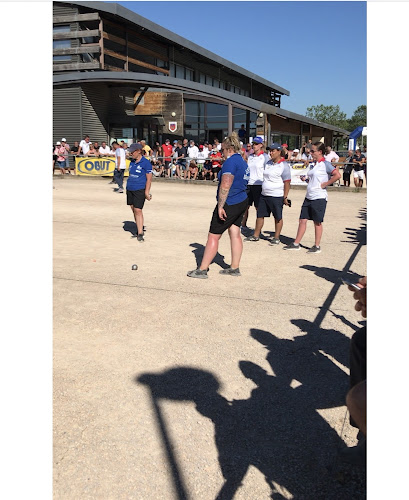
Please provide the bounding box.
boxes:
[53,176,366,499]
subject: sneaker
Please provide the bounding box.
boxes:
[118,188,124,193]
[283,242,300,250]
[307,245,321,253]
[244,235,259,242]
[219,267,241,277]
[269,238,280,245]
[187,268,208,279]
[137,234,144,242]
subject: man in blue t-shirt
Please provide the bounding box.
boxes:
[126,143,153,242]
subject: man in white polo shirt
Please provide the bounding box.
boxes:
[112,141,126,193]
[99,141,113,156]
[242,136,269,239]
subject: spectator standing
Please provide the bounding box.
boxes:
[87,144,98,156]
[281,143,289,160]
[301,146,313,165]
[244,143,254,160]
[54,141,69,175]
[352,149,365,187]
[197,145,208,179]
[187,132,249,279]
[126,143,153,242]
[209,147,223,182]
[79,135,91,156]
[238,124,247,143]
[188,140,199,164]
[342,150,355,187]
[140,140,151,160]
[112,141,126,193]
[241,136,268,236]
[283,142,341,253]
[60,138,71,172]
[214,138,222,151]
[71,141,80,156]
[175,140,187,179]
[162,138,173,178]
[93,142,99,151]
[324,145,339,164]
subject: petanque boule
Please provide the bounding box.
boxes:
[132,264,138,270]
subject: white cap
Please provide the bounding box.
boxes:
[56,141,61,145]
[293,149,299,153]
[61,138,66,142]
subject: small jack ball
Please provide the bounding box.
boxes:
[132,264,138,270]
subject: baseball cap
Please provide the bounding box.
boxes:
[293,148,300,153]
[128,143,143,153]
[269,142,282,150]
[173,140,178,144]
[252,136,264,144]
[56,141,61,145]
[165,138,170,142]
[199,145,204,149]
[282,143,288,148]
[61,138,66,142]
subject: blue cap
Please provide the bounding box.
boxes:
[128,143,142,153]
[269,142,282,150]
[252,136,264,144]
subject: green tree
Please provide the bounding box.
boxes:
[348,105,367,131]
[305,104,349,129]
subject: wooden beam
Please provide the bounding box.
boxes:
[53,30,100,40]
[102,31,169,62]
[99,19,105,70]
[53,13,100,24]
[103,64,124,72]
[102,17,167,49]
[53,45,101,56]
[53,62,100,71]
[104,48,169,74]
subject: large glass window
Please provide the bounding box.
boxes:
[176,64,184,79]
[249,111,257,141]
[233,107,246,131]
[186,68,194,81]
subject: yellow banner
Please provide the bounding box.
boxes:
[75,157,130,176]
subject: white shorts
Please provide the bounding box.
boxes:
[353,170,364,179]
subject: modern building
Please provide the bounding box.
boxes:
[53,1,350,148]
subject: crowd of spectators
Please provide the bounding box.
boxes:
[53,133,366,185]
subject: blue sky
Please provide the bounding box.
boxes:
[116,1,366,118]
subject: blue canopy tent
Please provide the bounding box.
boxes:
[349,126,364,151]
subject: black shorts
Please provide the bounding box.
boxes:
[127,189,146,209]
[212,166,221,175]
[164,160,171,169]
[299,198,327,223]
[343,172,351,181]
[257,195,284,221]
[246,184,262,208]
[209,198,248,235]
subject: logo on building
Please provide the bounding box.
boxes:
[168,121,177,133]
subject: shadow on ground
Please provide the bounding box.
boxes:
[137,324,365,499]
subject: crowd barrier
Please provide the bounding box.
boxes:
[55,154,359,185]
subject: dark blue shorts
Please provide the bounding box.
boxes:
[246,185,262,208]
[257,195,284,221]
[299,198,327,223]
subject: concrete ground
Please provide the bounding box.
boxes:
[53,176,367,499]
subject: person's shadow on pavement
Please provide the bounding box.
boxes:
[189,243,229,269]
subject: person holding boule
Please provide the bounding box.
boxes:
[126,143,153,242]
[283,142,341,253]
[187,132,249,279]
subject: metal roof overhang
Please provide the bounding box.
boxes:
[69,1,290,96]
[53,72,350,135]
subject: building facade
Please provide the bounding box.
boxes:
[53,1,349,148]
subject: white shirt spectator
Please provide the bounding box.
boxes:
[324,150,340,163]
[115,147,126,169]
[80,140,90,155]
[188,145,199,159]
[99,145,112,156]
[197,150,208,164]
